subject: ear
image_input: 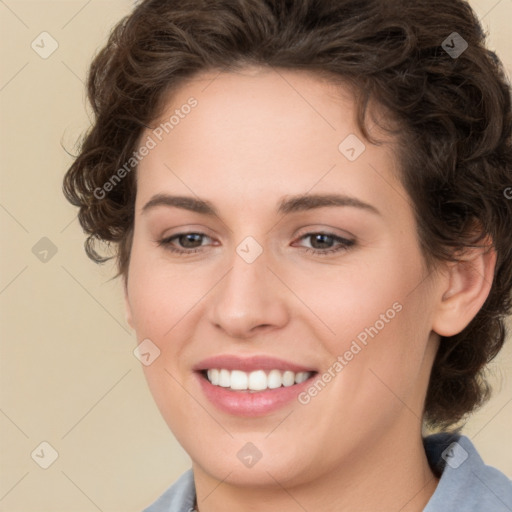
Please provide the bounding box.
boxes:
[124,278,134,330]
[432,239,496,337]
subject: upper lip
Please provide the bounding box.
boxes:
[193,355,317,373]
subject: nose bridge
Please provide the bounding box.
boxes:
[220,237,270,312]
[209,235,288,337]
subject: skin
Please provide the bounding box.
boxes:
[124,66,496,512]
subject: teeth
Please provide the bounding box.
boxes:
[208,369,220,385]
[231,370,248,390]
[267,369,282,389]
[219,369,230,387]
[205,369,313,391]
[295,371,310,384]
[283,370,295,387]
[248,370,267,391]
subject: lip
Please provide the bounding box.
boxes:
[193,354,317,373]
[196,372,316,416]
[193,354,318,417]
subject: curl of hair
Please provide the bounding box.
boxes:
[63,0,512,428]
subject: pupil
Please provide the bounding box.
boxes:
[181,233,201,248]
[312,234,332,249]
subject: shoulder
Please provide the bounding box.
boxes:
[142,469,196,512]
[424,432,512,512]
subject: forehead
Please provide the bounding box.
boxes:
[135,67,406,219]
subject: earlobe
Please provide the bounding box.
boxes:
[432,241,496,337]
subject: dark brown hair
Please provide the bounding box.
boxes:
[63,0,512,428]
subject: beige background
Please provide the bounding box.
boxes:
[0,1,511,510]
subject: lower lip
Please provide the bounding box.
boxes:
[196,372,316,417]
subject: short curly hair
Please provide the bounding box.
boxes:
[63,0,512,429]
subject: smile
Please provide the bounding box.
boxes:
[203,368,314,392]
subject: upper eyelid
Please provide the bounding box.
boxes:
[294,226,354,240]
[160,223,354,239]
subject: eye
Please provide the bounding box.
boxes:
[158,232,213,255]
[293,232,355,256]
[157,230,355,257]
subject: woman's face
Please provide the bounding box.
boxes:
[125,67,442,487]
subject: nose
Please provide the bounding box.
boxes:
[208,243,289,340]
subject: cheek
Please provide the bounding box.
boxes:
[310,245,431,405]
[294,245,422,347]
[126,242,198,406]
[126,239,204,337]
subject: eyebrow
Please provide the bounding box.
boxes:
[141,193,381,217]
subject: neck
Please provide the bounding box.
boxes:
[192,423,439,512]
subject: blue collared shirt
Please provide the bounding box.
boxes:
[143,433,512,511]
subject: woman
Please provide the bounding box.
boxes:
[63,0,512,510]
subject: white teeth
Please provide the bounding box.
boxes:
[219,369,230,387]
[282,370,295,387]
[267,369,282,389]
[207,369,219,385]
[230,370,248,390]
[204,369,314,391]
[295,371,309,384]
[248,370,267,391]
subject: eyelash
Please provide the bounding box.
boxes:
[157,231,355,257]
